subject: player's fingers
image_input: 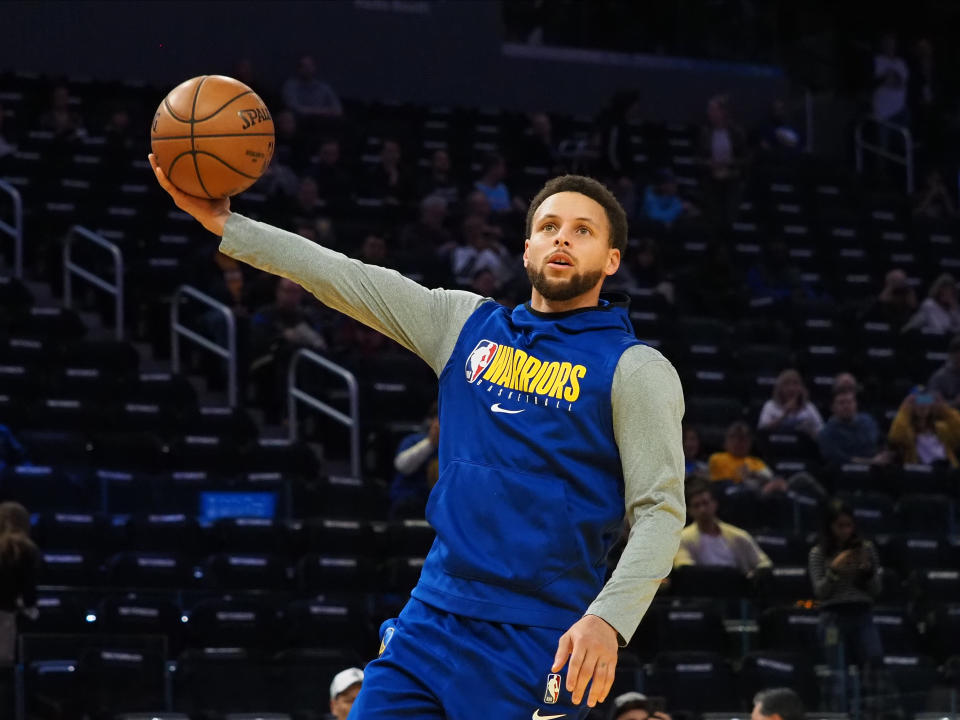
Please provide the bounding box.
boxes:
[565,643,586,693]
[597,654,618,704]
[551,632,572,673]
[147,154,176,196]
[586,659,611,708]
[571,650,598,705]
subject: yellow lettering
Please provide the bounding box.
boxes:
[481,346,507,382]
[563,365,586,402]
[500,346,514,387]
[510,350,527,391]
[518,355,542,392]
[534,362,561,395]
[548,362,573,399]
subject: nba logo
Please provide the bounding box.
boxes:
[544,673,561,704]
[465,340,498,383]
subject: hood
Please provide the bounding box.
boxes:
[511,293,634,346]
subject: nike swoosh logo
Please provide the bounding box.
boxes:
[491,403,525,414]
[533,711,566,720]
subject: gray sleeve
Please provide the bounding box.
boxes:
[808,545,836,599]
[220,213,487,375]
[584,345,686,644]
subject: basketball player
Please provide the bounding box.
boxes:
[149,154,685,719]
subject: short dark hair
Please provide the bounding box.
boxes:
[753,688,805,720]
[525,175,628,255]
[684,478,713,505]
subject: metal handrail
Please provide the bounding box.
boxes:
[288,348,360,479]
[0,179,24,277]
[63,225,124,340]
[170,284,237,407]
[854,115,914,194]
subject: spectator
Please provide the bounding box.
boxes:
[746,241,810,304]
[609,237,674,303]
[873,33,909,125]
[474,153,525,214]
[357,233,393,269]
[610,692,673,720]
[39,85,85,141]
[0,103,15,160]
[888,387,960,466]
[328,667,363,720]
[909,39,945,152]
[818,390,891,467]
[928,335,960,408]
[902,273,960,334]
[708,422,786,494]
[102,104,133,167]
[808,499,882,672]
[699,94,747,227]
[249,278,328,422]
[682,425,709,479]
[452,217,512,289]
[757,98,804,155]
[282,55,343,118]
[832,372,859,397]
[913,169,956,221]
[674,479,772,577]
[260,110,302,200]
[364,138,411,205]
[523,112,560,170]
[391,402,439,519]
[757,369,824,437]
[464,189,494,224]
[310,137,353,209]
[0,502,39,668]
[751,688,805,720]
[289,176,326,230]
[470,268,498,299]
[0,426,26,472]
[863,269,917,330]
[640,168,698,228]
[399,195,455,258]
[418,149,461,206]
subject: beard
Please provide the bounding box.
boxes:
[526,262,605,302]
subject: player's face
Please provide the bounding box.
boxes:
[688,491,716,525]
[524,192,620,303]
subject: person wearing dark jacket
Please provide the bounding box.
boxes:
[0,502,39,667]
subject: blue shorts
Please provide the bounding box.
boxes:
[349,597,590,720]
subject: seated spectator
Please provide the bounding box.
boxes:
[329,667,363,720]
[683,425,709,479]
[470,269,498,299]
[873,33,909,126]
[364,138,412,205]
[699,94,747,227]
[607,238,674,303]
[463,189,493,224]
[39,85,85,141]
[0,103,15,160]
[832,372,860,396]
[808,499,882,673]
[902,273,960,334]
[640,168,698,228]
[399,195,455,258]
[674,479,772,577]
[391,402,439,519]
[758,369,824,437]
[249,278,328,422]
[309,137,353,209]
[752,688,805,720]
[0,502,39,668]
[474,153,525,214]
[757,98,804,154]
[746,241,811,304]
[928,334,960,407]
[357,233,390,267]
[418,149,460,206]
[862,268,917,331]
[523,112,560,170]
[282,55,343,118]
[452,217,512,289]
[260,110,302,200]
[914,169,957,220]
[102,104,133,165]
[708,422,786,494]
[818,390,891,467]
[0,426,26,472]
[288,176,327,230]
[888,387,960,466]
[611,692,673,720]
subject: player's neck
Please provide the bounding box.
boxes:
[528,287,602,314]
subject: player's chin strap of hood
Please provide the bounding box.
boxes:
[515,292,633,345]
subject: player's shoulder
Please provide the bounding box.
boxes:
[615,343,676,374]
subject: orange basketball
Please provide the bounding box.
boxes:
[150,75,275,199]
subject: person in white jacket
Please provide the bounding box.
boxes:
[903,273,960,334]
[757,368,823,438]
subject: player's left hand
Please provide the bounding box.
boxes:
[552,614,618,707]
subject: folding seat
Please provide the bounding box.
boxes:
[39,550,99,586]
[2,464,93,511]
[183,598,281,651]
[830,462,879,495]
[892,536,949,573]
[758,605,820,654]
[202,552,288,590]
[898,463,953,496]
[305,518,376,557]
[656,599,728,654]
[914,568,960,604]
[0,335,53,369]
[183,405,257,444]
[25,659,83,720]
[315,475,379,519]
[283,598,369,652]
[107,399,183,435]
[214,516,287,555]
[91,431,167,472]
[47,365,121,402]
[24,395,106,433]
[755,430,820,466]
[875,654,939,719]
[838,492,896,536]
[0,275,34,317]
[761,566,812,603]
[97,594,182,642]
[896,494,954,535]
[76,645,167,718]
[669,565,750,599]
[387,519,436,557]
[60,339,140,375]
[735,344,793,375]
[173,647,273,715]
[681,365,738,398]
[871,605,917,655]
[96,469,158,515]
[242,437,318,477]
[297,554,372,593]
[714,483,760,530]
[35,511,107,552]
[168,433,239,474]
[10,305,86,342]
[646,651,738,714]
[126,514,201,554]
[753,531,809,566]
[928,603,960,661]
[384,556,426,594]
[24,593,91,634]
[739,651,819,710]
[106,552,191,588]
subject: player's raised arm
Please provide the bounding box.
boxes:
[149,154,485,375]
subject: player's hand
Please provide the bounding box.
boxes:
[551,614,618,707]
[148,153,232,236]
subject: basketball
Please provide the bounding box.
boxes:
[150,75,275,199]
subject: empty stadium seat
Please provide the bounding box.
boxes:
[647,651,738,714]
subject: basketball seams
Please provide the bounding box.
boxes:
[151,132,275,141]
[162,97,191,124]
[189,76,213,199]
[194,151,261,180]
[193,89,255,123]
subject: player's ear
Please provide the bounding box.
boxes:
[523,238,530,267]
[604,247,621,277]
